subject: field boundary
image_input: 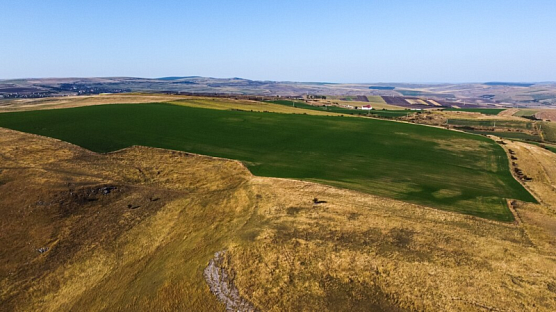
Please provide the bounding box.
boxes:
[106,145,254,177]
[506,199,522,226]
[490,135,543,205]
[0,103,534,222]
[258,176,523,227]
[0,126,527,226]
[0,126,254,177]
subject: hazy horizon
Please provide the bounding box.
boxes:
[1,0,555,82]
[1,75,554,85]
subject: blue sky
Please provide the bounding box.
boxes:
[1,0,555,82]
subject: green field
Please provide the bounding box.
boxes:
[368,110,415,118]
[444,108,505,115]
[267,100,411,118]
[544,145,556,153]
[526,141,556,153]
[469,131,542,142]
[0,103,536,221]
[448,119,533,129]
[513,109,539,118]
[541,122,556,142]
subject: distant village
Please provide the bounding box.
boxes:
[0,83,130,99]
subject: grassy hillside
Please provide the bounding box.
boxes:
[0,103,535,221]
[542,121,556,142]
[2,129,554,311]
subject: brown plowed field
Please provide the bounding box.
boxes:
[382,96,409,106]
[536,110,556,121]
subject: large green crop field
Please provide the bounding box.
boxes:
[444,108,505,115]
[0,103,535,221]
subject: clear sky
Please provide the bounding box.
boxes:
[1,0,555,82]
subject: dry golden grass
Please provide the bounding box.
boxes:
[0,128,253,311]
[499,108,520,117]
[168,97,343,116]
[0,94,343,116]
[1,128,555,311]
[406,99,428,106]
[501,140,556,208]
[436,110,525,121]
[0,94,189,112]
[224,175,556,311]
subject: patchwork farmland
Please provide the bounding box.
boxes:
[0,102,535,221]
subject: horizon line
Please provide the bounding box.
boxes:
[1,76,554,85]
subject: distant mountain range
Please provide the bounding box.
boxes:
[1,77,555,107]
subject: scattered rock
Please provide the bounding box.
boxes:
[101,186,117,195]
[37,247,49,254]
[204,251,257,312]
[548,282,556,294]
[313,198,327,204]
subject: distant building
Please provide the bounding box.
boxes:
[361,105,373,110]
